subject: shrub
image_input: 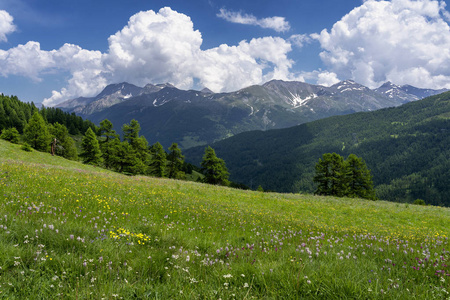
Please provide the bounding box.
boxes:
[0,127,20,144]
[21,143,32,152]
[413,199,426,206]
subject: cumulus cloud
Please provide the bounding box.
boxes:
[41,7,293,106]
[313,0,450,89]
[0,10,16,42]
[217,8,290,32]
[317,71,340,87]
[0,7,295,106]
[289,34,312,48]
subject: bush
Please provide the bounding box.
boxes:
[0,127,20,144]
[21,143,33,152]
[413,199,426,206]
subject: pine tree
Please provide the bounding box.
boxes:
[99,119,121,170]
[313,153,345,196]
[201,146,229,186]
[343,154,376,200]
[102,138,121,171]
[23,111,51,152]
[80,127,103,165]
[116,141,143,175]
[48,123,78,160]
[148,142,167,177]
[167,143,185,179]
[314,153,375,199]
[99,119,118,142]
[122,119,140,144]
[122,119,150,171]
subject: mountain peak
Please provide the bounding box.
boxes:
[156,83,176,89]
[201,87,214,94]
[96,82,141,99]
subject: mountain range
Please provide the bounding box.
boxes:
[184,91,450,206]
[57,80,447,149]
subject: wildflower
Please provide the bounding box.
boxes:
[243,283,249,288]
[223,274,232,278]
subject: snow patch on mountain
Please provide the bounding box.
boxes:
[288,91,316,107]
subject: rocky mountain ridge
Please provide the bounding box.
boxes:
[56,79,447,148]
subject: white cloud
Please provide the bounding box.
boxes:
[0,7,295,106]
[313,0,450,89]
[217,8,290,32]
[317,71,340,87]
[0,10,15,42]
[40,7,293,105]
[289,34,312,48]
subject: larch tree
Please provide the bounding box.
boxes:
[148,142,167,177]
[80,127,103,166]
[344,154,376,200]
[167,143,185,179]
[313,153,345,197]
[23,111,51,152]
[201,146,229,186]
[48,122,78,160]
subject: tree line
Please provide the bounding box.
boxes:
[80,119,230,185]
[0,94,97,135]
[313,153,375,200]
[0,95,230,187]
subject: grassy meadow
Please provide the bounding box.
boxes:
[0,139,449,299]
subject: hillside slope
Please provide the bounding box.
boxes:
[185,91,450,205]
[1,139,450,298]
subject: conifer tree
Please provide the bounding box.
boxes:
[167,143,185,179]
[343,154,375,200]
[201,146,229,186]
[148,142,167,177]
[99,119,118,142]
[99,119,121,170]
[80,127,103,165]
[116,141,143,174]
[313,153,345,196]
[23,111,51,152]
[122,119,150,170]
[313,153,375,200]
[48,122,78,160]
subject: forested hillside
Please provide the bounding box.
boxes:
[0,94,98,135]
[185,91,450,206]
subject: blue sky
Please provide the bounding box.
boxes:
[1,0,450,105]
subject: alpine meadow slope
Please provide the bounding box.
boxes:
[57,80,446,149]
[185,91,450,206]
[1,139,450,298]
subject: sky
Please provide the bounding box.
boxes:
[1,0,450,106]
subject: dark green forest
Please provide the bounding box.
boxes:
[0,94,218,186]
[185,91,450,206]
[0,94,98,135]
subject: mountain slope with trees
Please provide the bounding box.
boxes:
[57,80,447,149]
[185,91,450,206]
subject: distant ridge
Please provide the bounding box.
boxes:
[57,79,447,149]
[184,91,450,205]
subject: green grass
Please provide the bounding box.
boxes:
[0,139,449,299]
